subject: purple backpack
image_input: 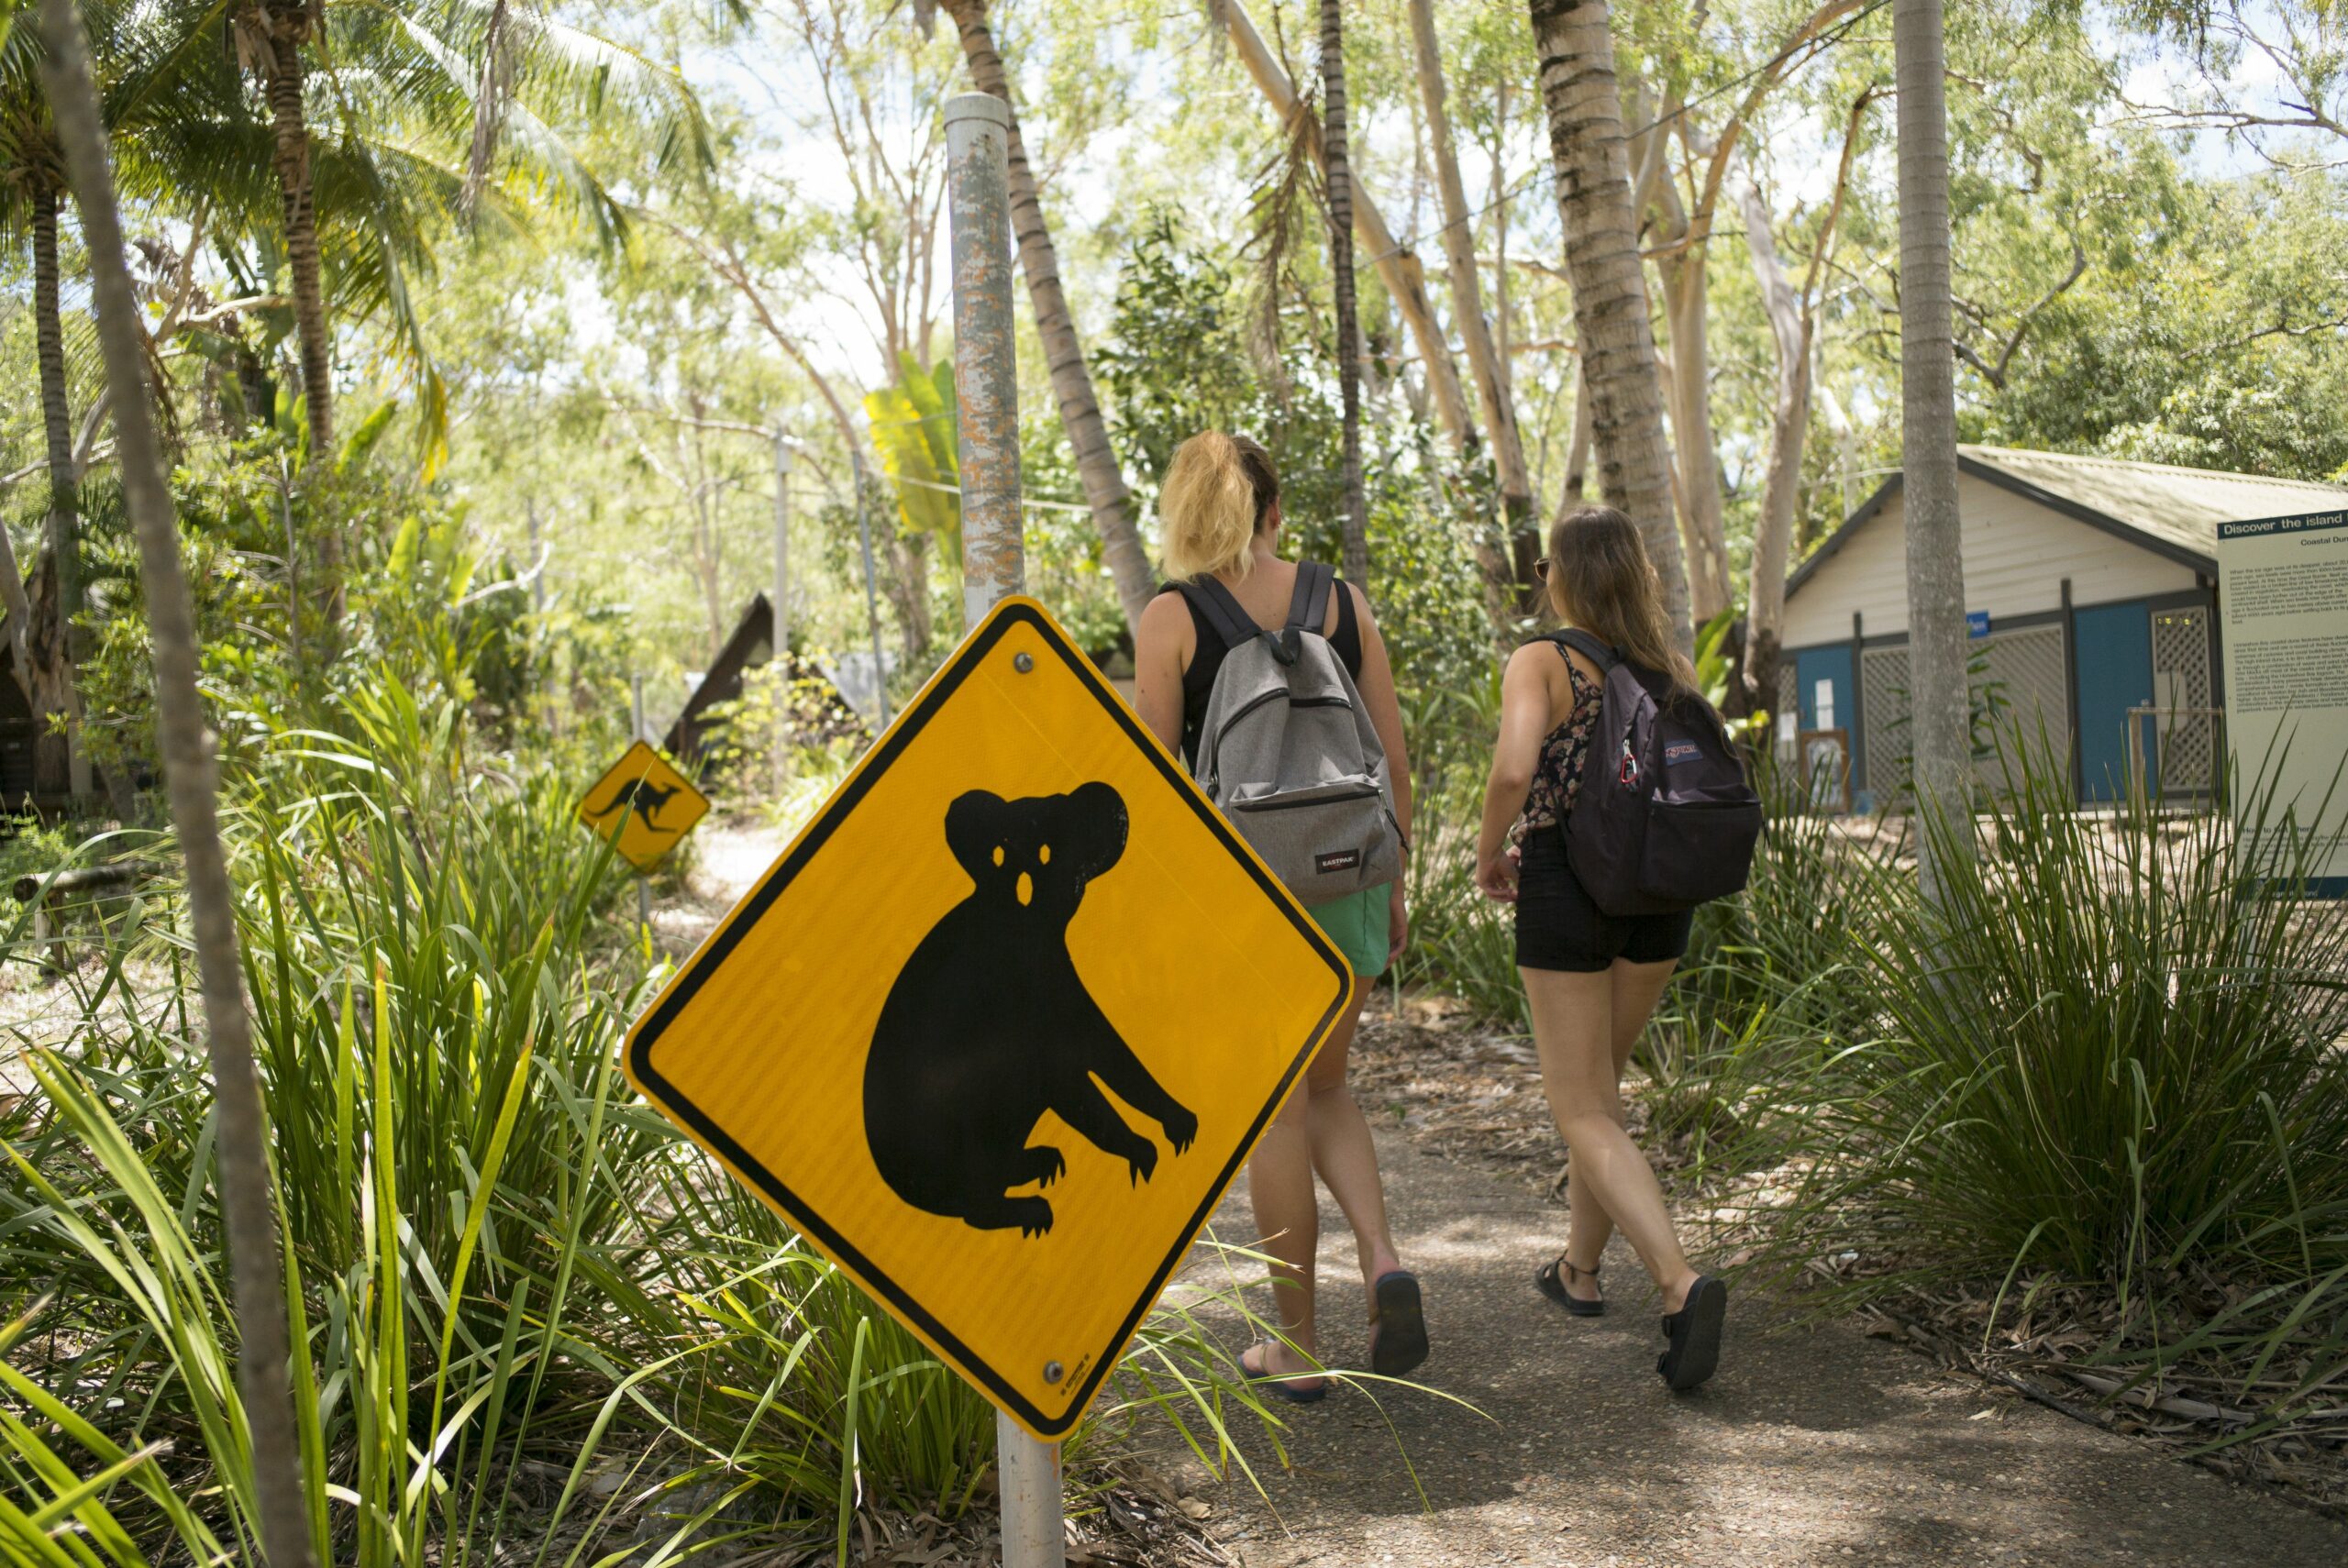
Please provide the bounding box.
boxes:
[1547,629,1762,916]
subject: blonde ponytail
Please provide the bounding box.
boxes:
[1159,430,1279,581]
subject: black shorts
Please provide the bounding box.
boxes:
[1513,828,1693,973]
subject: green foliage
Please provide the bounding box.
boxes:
[0,556,1286,1562]
[865,354,961,562]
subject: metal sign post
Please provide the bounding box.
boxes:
[629,674,652,933]
[772,434,792,655]
[943,88,1061,1568]
[850,447,893,728]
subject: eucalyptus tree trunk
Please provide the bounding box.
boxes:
[1320,0,1368,586]
[30,183,93,803]
[1656,248,1732,623]
[38,13,320,1568]
[941,0,1155,631]
[1739,182,1808,711]
[1893,0,1975,889]
[1220,0,1476,457]
[1527,0,1691,645]
[1407,0,1533,592]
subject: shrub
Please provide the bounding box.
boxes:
[1750,734,2348,1423]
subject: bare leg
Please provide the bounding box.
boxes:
[1563,958,1680,1301]
[1301,986,1405,1303]
[1525,965,1697,1314]
[1245,1083,1324,1386]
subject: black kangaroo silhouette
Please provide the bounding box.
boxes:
[589,776,684,831]
[863,782,1198,1236]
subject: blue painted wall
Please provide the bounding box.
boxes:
[2074,601,2153,802]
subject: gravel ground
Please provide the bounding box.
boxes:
[1157,1088,2348,1567]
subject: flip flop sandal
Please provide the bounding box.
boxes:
[1240,1342,1328,1405]
[1368,1271,1429,1378]
[1656,1275,1728,1391]
[1535,1254,1605,1318]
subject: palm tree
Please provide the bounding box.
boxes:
[39,11,319,1568]
[218,0,708,607]
[1892,0,1976,892]
[937,0,1156,633]
[1527,0,1691,643]
[3,1,257,803]
[230,3,334,463]
[1320,0,1368,586]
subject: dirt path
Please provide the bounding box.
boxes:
[649,823,2345,1565]
[1162,1120,2347,1568]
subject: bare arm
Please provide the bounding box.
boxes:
[1132,592,1194,759]
[1474,645,1558,901]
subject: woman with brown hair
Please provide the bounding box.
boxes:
[1133,430,1426,1401]
[1470,504,1728,1392]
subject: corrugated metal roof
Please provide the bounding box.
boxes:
[1957,445,2348,560]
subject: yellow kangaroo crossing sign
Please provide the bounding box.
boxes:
[578,741,710,874]
[624,597,1354,1439]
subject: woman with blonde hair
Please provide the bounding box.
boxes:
[1471,504,1728,1391]
[1133,430,1425,1400]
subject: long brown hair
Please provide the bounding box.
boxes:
[1543,505,1700,697]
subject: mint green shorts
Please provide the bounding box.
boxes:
[1308,883,1391,979]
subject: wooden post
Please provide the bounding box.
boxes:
[943,87,1059,1568]
[631,674,651,933]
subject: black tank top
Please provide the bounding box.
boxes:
[1157,576,1365,769]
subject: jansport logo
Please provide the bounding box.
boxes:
[1315,850,1362,874]
[1664,742,1703,767]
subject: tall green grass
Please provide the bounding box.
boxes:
[0,668,1283,1567]
[1741,733,2348,1427]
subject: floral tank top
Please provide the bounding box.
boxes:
[1512,646,1603,845]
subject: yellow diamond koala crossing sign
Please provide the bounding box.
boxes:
[623,597,1355,1439]
[578,740,710,874]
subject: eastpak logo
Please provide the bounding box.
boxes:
[1315,849,1363,874]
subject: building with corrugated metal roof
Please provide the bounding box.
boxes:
[1778,445,2348,812]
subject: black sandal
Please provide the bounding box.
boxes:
[1368,1271,1429,1377]
[1656,1275,1727,1391]
[1535,1254,1605,1318]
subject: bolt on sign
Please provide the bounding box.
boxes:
[578,740,711,874]
[623,597,1355,1439]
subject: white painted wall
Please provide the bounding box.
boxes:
[1781,474,2201,649]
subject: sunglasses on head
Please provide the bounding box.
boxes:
[1534,557,1552,581]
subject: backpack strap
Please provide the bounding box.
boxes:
[1286,561,1335,638]
[1548,627,1622,673]
[1176,577,1259,652]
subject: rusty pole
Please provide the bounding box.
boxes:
[945,93,1024,629]
[943,89,1059,1568]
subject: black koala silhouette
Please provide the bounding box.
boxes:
[863,781,1199,1236]
[589,777,684,831]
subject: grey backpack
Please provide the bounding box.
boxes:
[1181,564,1405,901]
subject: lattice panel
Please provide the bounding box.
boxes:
[1861,646,1912,801]
[1776,661,1800,763]
[1976,625,2070,783]
[2152,605,2216,795]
